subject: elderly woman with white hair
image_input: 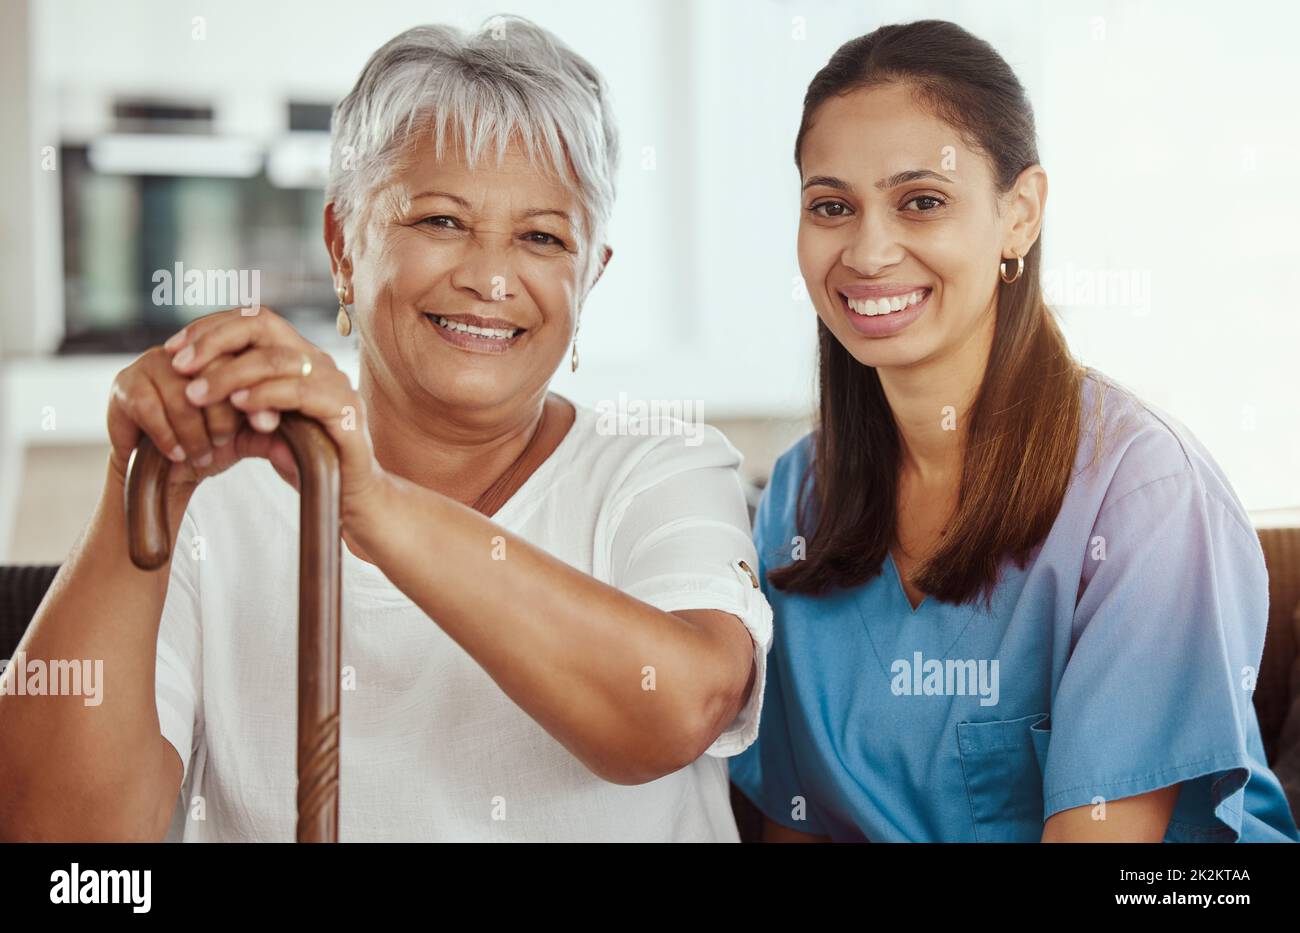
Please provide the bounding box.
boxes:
[0,17,770,842]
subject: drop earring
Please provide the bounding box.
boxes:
[570,318,580,373]
[336,286,352,337]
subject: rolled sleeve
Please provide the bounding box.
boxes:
[728,472,830,835]
[607,432,774,758]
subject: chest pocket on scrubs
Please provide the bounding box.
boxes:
[956,712,1051,842]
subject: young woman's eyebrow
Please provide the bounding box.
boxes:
[801,169,955,194]
[802,174,853,193]
[874,169,955,189]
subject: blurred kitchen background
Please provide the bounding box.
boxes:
[1,0,1297,561]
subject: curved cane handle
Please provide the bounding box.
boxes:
[124,413,342,843]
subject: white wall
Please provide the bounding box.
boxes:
[1034,1,1300,509]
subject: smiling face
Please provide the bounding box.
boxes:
[340,131,605,417]
[798,82,1016,372]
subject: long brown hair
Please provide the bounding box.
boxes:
[768,20,1084,605]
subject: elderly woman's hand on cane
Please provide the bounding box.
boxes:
[163,306,391,540]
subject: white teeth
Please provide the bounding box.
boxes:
[430,315,519,340]
[845,289,929,316]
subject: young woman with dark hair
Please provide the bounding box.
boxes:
[729,19,1299,842]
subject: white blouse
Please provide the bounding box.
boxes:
[154,395,773,841]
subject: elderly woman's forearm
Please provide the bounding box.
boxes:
[349,472,748,783]
[0,465,185,840]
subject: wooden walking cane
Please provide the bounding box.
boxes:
[123,412,342,842]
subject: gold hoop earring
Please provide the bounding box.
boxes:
[336,286,352,337]
[999,252,1024,284]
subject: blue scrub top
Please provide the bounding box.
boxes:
[730,371,1299,842]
